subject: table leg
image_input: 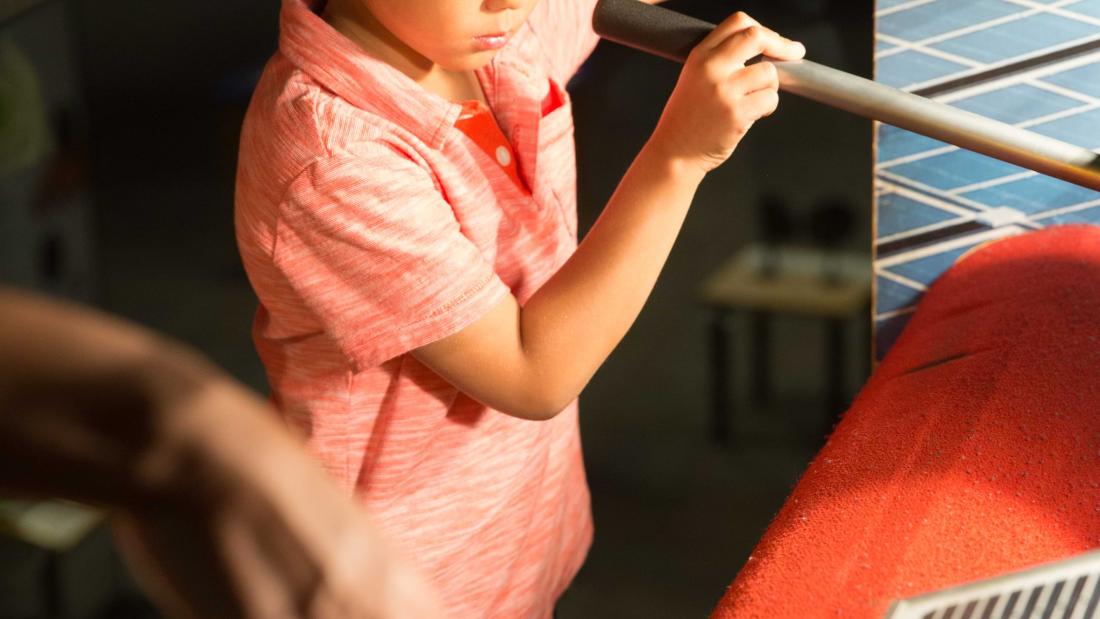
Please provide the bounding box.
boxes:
[710,309,733,445]
[751,311,771,406]
[45,551,60,617]
[826,317,846,418]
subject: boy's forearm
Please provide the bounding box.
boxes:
[518,142,705,411]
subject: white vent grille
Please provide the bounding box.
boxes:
[886,550,1100,619]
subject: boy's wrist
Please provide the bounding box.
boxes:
[639,136,709,186]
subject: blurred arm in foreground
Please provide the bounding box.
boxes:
[0,287,440,619]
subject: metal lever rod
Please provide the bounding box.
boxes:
[593,0,1100,192]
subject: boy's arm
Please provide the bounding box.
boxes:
[0,288,440,618]
[414,147,697,420]
[414,16,804,420]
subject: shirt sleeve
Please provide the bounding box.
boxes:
[527,0,601,85]
[273,147,511,371]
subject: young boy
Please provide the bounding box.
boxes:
[235,0,804,616]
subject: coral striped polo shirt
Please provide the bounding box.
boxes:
[234,0,598,616]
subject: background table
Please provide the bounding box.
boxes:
[701,244,872,444]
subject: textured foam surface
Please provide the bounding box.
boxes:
[713,226,1100,618]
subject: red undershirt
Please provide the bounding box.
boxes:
[454,85,563,196]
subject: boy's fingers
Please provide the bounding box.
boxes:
[768,36,807,61]
[711,25,805,70]
[741,88,781,121]
[699,11,758,51]
[764,27,806,62]
[731,61,779,96]
[712,25,809,74]
[749,24,805,60]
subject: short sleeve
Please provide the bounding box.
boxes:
[527,0,601,85]
[273,147,511,370]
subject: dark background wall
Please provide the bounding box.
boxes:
[78,1,278,104]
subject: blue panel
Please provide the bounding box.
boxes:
[1042,63,1100,99]
[873,0,1100,357]
[875,313,914,361]
[878,126,952,161]
[949,83,1085,124]
[878,0,1021,41]
[887,243,980,284]
[1064,0,1100,19]
[878,0,919,9]
[932,13,1099,65]
[887,149,1027,191]
[876,51,971,89]
[1027,107,1100,150]
[960,176,1100,214]
[876,275,924,314]
[877,192,962,238]
[1044,204,1100,225]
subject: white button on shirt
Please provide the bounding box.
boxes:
[495,145,512,167]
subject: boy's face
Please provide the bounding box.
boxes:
[365,0,540,71]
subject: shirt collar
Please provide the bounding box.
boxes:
[277,0,466,149]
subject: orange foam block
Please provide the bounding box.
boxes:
[713,225,1100,618]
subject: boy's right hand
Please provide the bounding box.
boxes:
[648,12,805,176]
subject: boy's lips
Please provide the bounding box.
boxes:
[473,31,512,51]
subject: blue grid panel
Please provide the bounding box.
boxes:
[1065,0,1100,20]
[1042,203,1100,225]
[949,83,1086,124]
[874,0,1100,358]
[886,149,1028,191]
[877,192,963,238]
[876,39,899,54]
[876,275,924,314]
[1042,63,1100,99]
[960,175,1100,214]
[878,126,951,161]
[875,313,914,360]
[877,0,1023,41]
[931,13,1099,65]
[1027,107,1100,149]
[876,51,972,89]
[885,242,985,284]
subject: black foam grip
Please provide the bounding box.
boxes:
[593,0,717,63]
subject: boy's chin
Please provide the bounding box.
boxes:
[437,51,498,72]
